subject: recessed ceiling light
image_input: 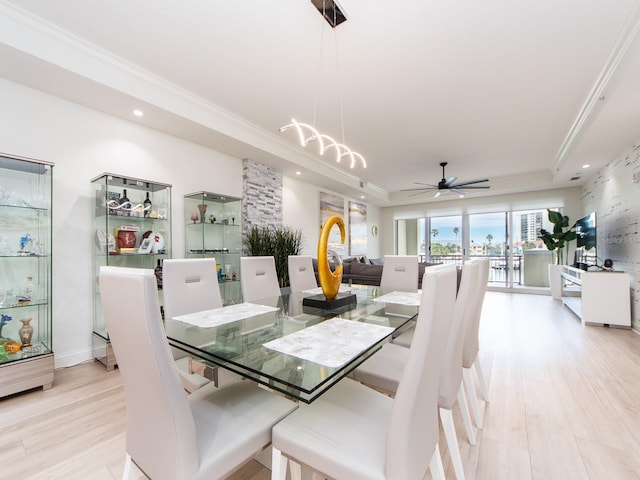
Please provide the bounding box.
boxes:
[360,195,365,199]
[133,109,144,117]
[295,171,301,175]
[582,164,590,169]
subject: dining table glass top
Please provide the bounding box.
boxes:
[164,285,419,403]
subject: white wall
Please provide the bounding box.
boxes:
[583,144,640,330]
[0,79,383,368]
[283,175,381,258]
[0,79,243,367]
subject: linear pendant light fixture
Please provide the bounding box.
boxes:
[279,0,366,170]
[280,119,366,168]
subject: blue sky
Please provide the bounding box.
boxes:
[426,213,506,244]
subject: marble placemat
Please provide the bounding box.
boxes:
[173,303,279,328]
[263,317,394,368]
[372,290,421,306]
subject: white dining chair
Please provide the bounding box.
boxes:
[99,266,297,480]
[437,260,480,479]
[163,258,222,392]
[391,260,441,348]
[463,257,491,429]
[352,261,481,480]
[287,255,317,292]
[240,256,281,303]
[380,254,419,293]
[270,264,458,480]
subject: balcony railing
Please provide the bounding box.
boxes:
[421,254,523,284]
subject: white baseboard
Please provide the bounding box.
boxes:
[54,347,94,369]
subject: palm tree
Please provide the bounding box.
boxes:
[486,233,493,245]
[431,228,439,240]
[453,227,459,240]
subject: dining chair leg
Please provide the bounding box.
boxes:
[122,453,139,480]
[440,407,466,480]
[456,383,477,445]
[474,359,489,402]
[271,446,287,480]
[429,442,447,480]
[463,367,483,429]
[290,461,302,480]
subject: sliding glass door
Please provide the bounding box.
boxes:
[513,209,552,288]
[396,207,555,289]
[469,212,509,286]
[428,215,462,266]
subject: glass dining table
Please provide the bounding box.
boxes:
[164,285,419,403]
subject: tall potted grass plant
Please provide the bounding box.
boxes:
[244,225,304,288]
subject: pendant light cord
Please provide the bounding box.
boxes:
[313,1,328,129]
[334,25,345,146]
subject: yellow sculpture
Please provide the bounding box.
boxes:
[317,215,345,301]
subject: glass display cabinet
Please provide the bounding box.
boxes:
[184,191,242,305]
[0,153,54,398]
[92,173,172,370]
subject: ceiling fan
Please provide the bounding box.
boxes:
[402,162,490,198]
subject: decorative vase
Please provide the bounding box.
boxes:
[548,264,563,300]
[197,204,207,223]
[19,318,33,346]
[190,208,199,223]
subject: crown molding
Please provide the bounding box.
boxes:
[553,0,640,173]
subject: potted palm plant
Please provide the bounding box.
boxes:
[538,209,576,299]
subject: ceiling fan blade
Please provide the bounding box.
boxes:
[401,187,437,192]
[408,190,431,197]
[405,164,490,197]
[413,182,439,187]
[444,176,457,187]
[450,178,490,187]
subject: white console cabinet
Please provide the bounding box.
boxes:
[561,266,631,327]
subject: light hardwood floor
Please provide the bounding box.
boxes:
[1,291,639,480]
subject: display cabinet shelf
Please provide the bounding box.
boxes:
[0,153,54,398]
[92,173,172,370]
[184,191,242,305]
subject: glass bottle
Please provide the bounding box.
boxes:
[120,189,131,216]
[143,191,152,218]
[154,259,163,289]
[23,276,34,300]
